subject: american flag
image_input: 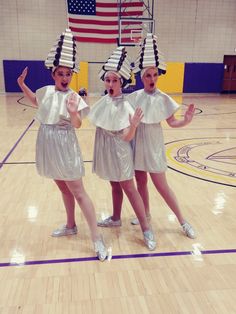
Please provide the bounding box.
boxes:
[67,0,143,44]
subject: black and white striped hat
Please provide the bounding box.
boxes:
[45,28,79,73]
[132,33,166,75]
[99,46,132,88]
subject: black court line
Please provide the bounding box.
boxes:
[3,160,93,165]
[165,136,236,188]
[167,166,236,188]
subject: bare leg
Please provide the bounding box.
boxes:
[55,179,107,259]
[120,179,149,232]
[149,172,185,224]
[135,170,150,216]
[54,179,76,228]
[66,179,100,241]
[110,181,123,220]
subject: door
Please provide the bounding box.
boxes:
[222,55,236,92]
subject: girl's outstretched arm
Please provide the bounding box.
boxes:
[17,67,38,107]
[166,104,195,128]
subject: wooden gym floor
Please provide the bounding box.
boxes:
[0,93,235,313]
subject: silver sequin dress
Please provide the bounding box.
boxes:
[88,94,135,182]
[35,86,89,180]
[126,89,179,173]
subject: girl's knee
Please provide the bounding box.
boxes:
[135,171,148,186]
[66,180,86,200]
[110,182,122,194]
[120,182,136,196]
[55,180,72,195]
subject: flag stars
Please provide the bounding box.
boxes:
[67,0,96,15]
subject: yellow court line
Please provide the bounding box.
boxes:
[166,142,236,184]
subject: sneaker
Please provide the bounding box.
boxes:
[182,221,196,239]
[143,230,156,251]
[51,225,78,237]
[131,214,151,225]
[97,216,121,227]
[94,238,108,261]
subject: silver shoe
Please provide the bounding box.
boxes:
[182,221,196,239]
[143,230,156,251]
[131,214,151,225]
[51,225,78,237]
[97,216,121,227]
[94,238,108,261]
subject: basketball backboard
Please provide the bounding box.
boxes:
[118,18,155,46]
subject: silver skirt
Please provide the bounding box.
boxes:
[93,127,134,181]
[36,124,85,180]
[134,123,167,173]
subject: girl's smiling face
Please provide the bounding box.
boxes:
[104,72,122,97]
[142,67,158,93]
[52,66,73,91]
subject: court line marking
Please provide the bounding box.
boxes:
[0,249,235,268]
[0,119,35,169]
[165,137,236,188]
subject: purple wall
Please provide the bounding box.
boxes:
[183,63,224,93]
[3,60,54,92]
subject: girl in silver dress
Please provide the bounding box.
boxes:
[128,67,196,238]
[17,29,107,261]
[129,34,196,238]
[89,47,156,250]
[98,33,196,239]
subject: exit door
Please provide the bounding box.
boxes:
[222,55,236,93]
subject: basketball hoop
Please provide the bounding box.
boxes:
[131,30,143,46]
[119,19,154,46]
[131,37,142,46]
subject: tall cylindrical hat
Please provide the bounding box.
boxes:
[132,33,166,75]
[99,46,132,88]
[45,28,79,72]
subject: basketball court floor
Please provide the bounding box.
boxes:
[0,93,235,313]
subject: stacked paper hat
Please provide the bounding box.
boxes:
[45,28,79,72]
[132,33,166,75]
[99,46,132,88]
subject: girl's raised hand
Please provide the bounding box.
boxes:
[67,93,80,113]
[184,104,195,123]
[129,107,144,127]
[17,67,28,87]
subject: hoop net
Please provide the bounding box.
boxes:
[130,30,143,46]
